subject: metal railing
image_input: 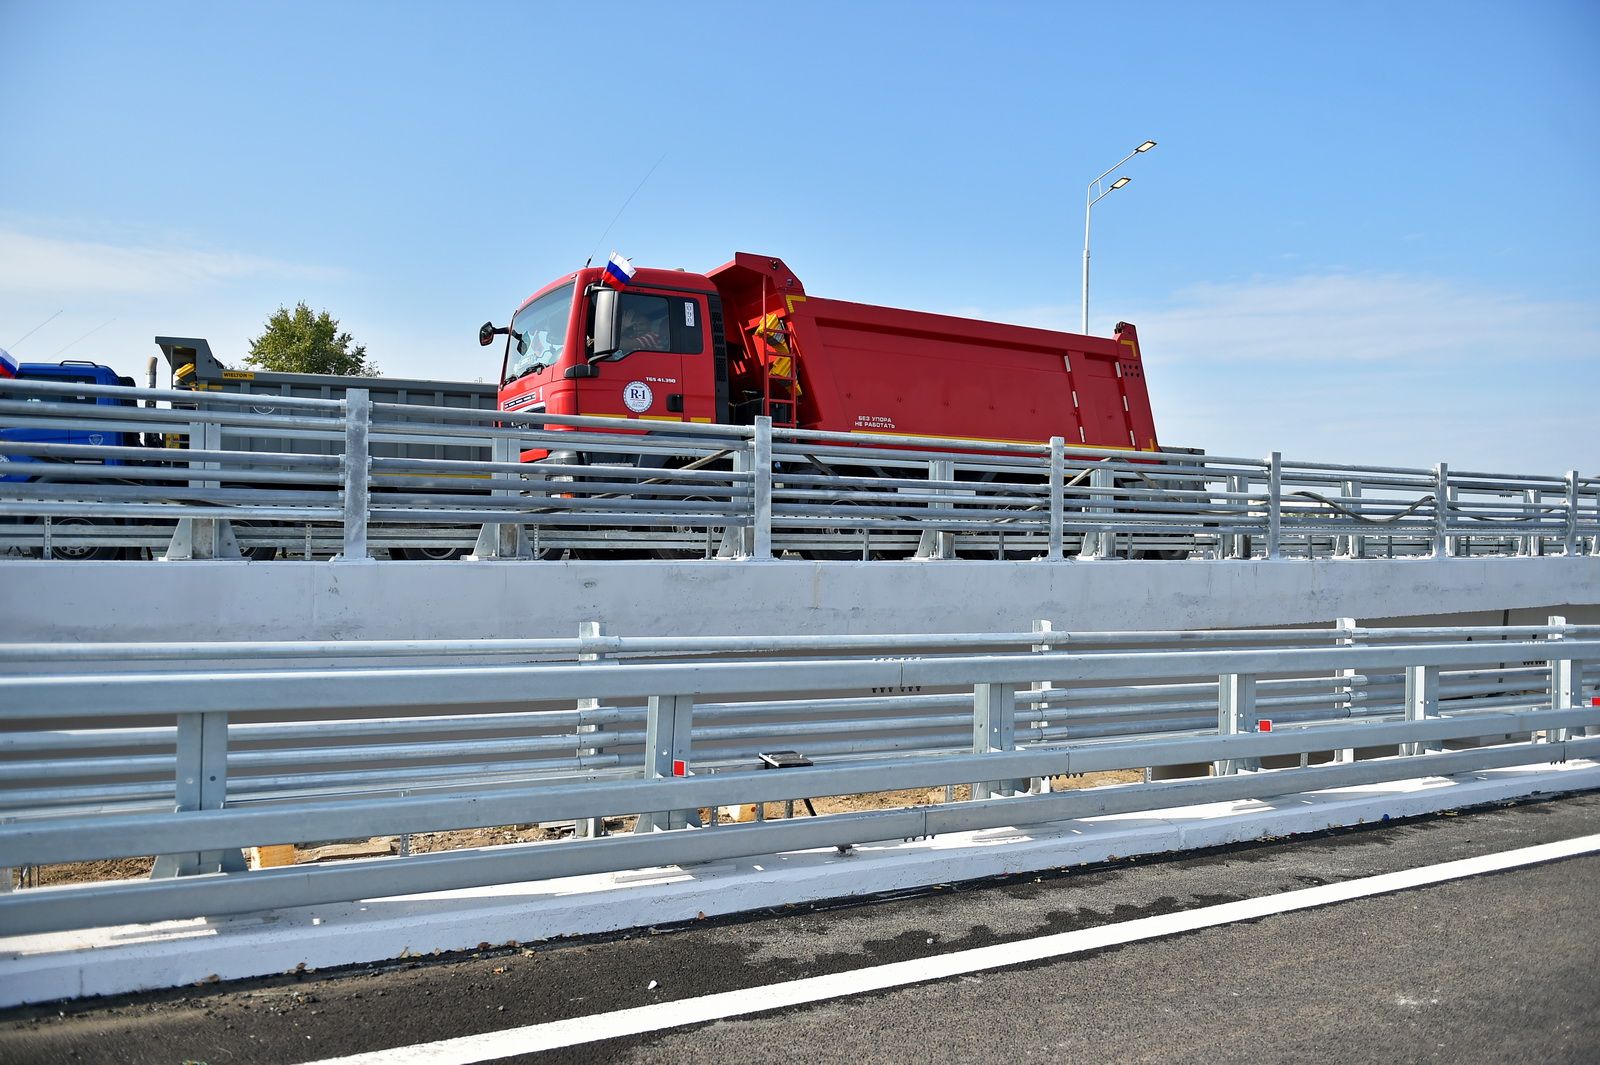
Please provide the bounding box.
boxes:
[2,376,1596,561]
[0,620,1596,934]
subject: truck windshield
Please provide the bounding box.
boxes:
[503,282,575,384]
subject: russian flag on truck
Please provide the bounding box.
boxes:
[603,252,637,288]
[0,348,18,379]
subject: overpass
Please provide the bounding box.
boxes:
[1,377,1597,1012]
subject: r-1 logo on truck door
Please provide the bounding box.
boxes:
[622,380,654,413]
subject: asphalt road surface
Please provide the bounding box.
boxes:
[3,791,1598,1064]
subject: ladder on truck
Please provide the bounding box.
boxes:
[753,313,799,428]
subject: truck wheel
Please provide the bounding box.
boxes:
[233,521,279,560]
[396,545,470,561]
[653,495,718,559]
[1129,546,1193,561]
[1112,476,1194,560]
[793,493,889,560]
[28,516,124,561]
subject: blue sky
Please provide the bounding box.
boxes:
[3,0,1596,473]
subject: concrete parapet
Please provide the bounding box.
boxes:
[1,556,1597,643]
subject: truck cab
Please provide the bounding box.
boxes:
[492,267,728,461]
[1,361,141,483]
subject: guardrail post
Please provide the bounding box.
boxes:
[338,388,372,561]
[972,682,1021,799]
[1431,462,1449,558]
[469,433,530,559]
[1401,664,1440,757]
[1448,481,1463,557]
[1333,617,1358,763]
[1265,453,1282,560]
[1564,470,1581,557]
[1588,480,1600,557]
[1548,615,1575,746]
[1047,437,1065,561]
[722,447,752,558]
[1077,466,1114,560]
[1226,473,1248,559]
[1589,480,1600,557]
[574,621,608,837]
[1334,479,1364,559]
[164,418,241,560]
[751,417,773,560]
[915,458,957,559]
[1027,620,1056,796]
[636,694,698,832]
[1215,673,1259,775]
[1592,483,1600,558]
[1519,488,1541,557]
[151,711,246,878]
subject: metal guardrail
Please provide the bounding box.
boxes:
[0,620,1596,935]
[1,376,1597,561]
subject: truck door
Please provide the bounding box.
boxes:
[30,368,103,447]
[589,290,711,425]
[2,367,114,483]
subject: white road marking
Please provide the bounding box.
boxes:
[304,832,1600,1065]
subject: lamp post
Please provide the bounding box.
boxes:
[1082,139,1156,334]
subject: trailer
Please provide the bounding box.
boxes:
[158,337,496,465]
[2,341,500,560]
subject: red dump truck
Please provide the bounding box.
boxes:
[483,252,1162,463]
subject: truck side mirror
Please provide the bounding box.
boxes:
[591,287,619,359]
[478,321,500,348]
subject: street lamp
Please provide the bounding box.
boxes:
[1082,140,1156,334]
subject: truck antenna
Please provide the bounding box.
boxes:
[8,309,64,349]
[585,151,668,268]
[52,317,117,357]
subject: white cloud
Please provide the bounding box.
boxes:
[1128,274,1600,472]
[1127,272,1600,365]
[0,226,346,294]
[948,272,1598,473]
[954,272,1600,368]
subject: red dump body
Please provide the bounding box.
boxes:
[495,252,1160,456]
[708,253,1159,452]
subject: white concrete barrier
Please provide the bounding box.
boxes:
[1,556,1597,643]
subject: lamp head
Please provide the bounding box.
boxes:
[1136,140,1157,152]
[1110,176,1131,190]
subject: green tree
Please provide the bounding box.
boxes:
[245,302,377,376]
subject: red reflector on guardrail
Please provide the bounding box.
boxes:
[1258,719,1273,732]
[672,759,688,777]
